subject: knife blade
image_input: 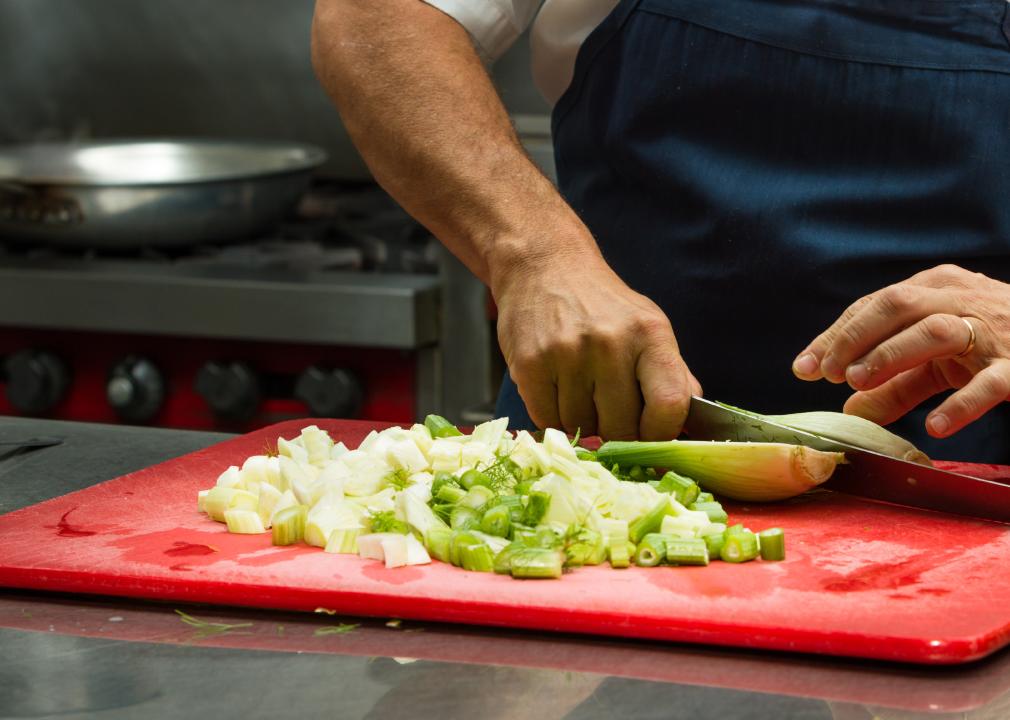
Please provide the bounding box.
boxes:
[683,396,1010,524]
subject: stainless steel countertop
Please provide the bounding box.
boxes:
[1,417,1008,720]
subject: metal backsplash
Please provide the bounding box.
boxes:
[0,0,551,180]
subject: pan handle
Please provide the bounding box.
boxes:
[0,181,83,225]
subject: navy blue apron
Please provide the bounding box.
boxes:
[497,0,1010,462]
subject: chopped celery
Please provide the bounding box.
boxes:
[460,485,496,510]
[424,414,463,438]
[608,539,631,569]
[493,542,526,574]
[459,468,492,490]
[634,534,666,567]
[491,494,524,523]
[449,532,484,567]
[758,528,786,561]
[201,416,805,582]
[521,490,551,526]
[514,479,535,496]
[510,525,537,545]
[450,505,481,531]
[460,543,495,572]
[534,525,564,549]
[665,538,709,566]
[480,504,512,537]
[424,526,453,563]
[564,527,605,567]
[430,471,458,495]
[657,471,700,506]
[629,497,674,544]
[690,501,728,524]
[436,484,467,504]
[510,548,564,579]
[721,530,760,563]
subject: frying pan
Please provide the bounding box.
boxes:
[0,139,327,249]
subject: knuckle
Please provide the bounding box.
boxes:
[933,263,966,281]
[877,284,918,315]
[508,352,541,380]
[983,369,1010,401]
[635,313,672,338]
[837,322,865,350]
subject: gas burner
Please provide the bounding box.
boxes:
[179,239,363,272]
[0,182,440,274]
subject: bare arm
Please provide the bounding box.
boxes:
[311,0,699,439]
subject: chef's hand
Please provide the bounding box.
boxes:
[494,253,700,440]
[792,264,1010,438]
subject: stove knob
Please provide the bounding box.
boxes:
[294,367,363,418]
[4,350,70,414]
[194,361,260,422]
[107,356,164,423]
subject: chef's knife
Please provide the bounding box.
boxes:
[683,396,1010,524]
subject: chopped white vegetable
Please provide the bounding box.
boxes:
[215,466,242,489]
[381,535,409,568]
[388,438,429,474]
[278,436,309,464]
[256,482,284,527]
[427,439,463,473]
[300,425,334,468]
[224,509,267,534]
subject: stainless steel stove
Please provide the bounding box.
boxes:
[0,184,494,430]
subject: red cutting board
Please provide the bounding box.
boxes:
[2,419,1010,665]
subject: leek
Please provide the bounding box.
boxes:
[765,410,931,466]
[597,440,844,501]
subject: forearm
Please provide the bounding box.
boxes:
[310,0,602,294]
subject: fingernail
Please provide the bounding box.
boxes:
[928,413,950,436]
[793,353,818,377]
[846,363,868,389]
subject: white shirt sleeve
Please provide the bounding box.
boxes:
[421,0,543,61]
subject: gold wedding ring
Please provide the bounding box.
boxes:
[955,317,976,358]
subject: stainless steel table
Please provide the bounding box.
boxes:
[0,417,1007,720]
